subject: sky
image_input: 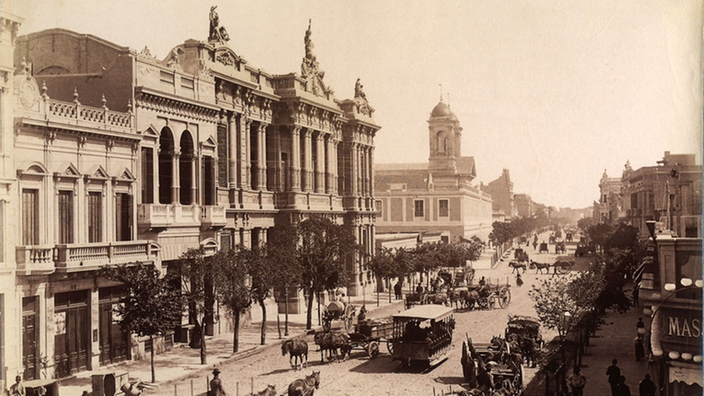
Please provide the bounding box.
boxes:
[12,0,702,209]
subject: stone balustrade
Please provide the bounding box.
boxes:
[16,241,154,274]
[30,97,134,134]
[138,203,202,229]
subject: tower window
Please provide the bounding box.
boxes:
[414,200,424,217]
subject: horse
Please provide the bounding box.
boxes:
[245,384,276,396]
[529,260,550,274]
[314,331,350,362]
[462,290,481,310]
[508,261,526,274]
[281,339,308,370]
[447,289,464,309]
[423,293,449,306]
[288,371,320,396]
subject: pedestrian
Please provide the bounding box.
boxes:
[606,359,621,396]
[9,375,25,396]
[634,336,645,361]
[636,317,645,333]
[478,276,486,286]
[394,281,402,300]
[209,368,227,396]
[632,285,640,307]
[617,375,631,396]
[416,284,424,294]
[567,367,587,396]
[638,374,656,396]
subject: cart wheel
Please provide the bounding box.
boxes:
[499,290,511,309]
[367,341,380,359]
[488,298,496,310]
[387,341,394,355]
[557,263,570,275]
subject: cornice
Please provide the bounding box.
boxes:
[135,87,219,123]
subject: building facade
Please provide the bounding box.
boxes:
[513,194,533,218]
[639,233,702,395]
[482,169,516,219]
[621,152,702,238]
[593,170,622,223]
[3,11,379,386]
[374,99,492,243]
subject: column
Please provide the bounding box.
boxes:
[349,142,358,197]
[228,114,237,188]
[302,129,313,192]
[238,116,251,190]
[325,136,333,194]
[314,133,325,193]
[290,126,301,192]
[369,147,375,199]
[172,152,180,204]
[333,142,340,195]
[360,146,367,197]
[255,123,267,191]
[241,229,252,248]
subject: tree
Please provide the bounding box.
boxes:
[242,244,277,345]
[411,242,443,285]
[490,221,514,246]
[295,216,358,330]
[214,249,252,353]
[100,263,182,383]
[587,223,614,252]
[368,247,398,299]
[174,247,217,364]
[266,228,301,337]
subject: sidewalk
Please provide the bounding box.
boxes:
[578,284,651,395]
[57,287,407,395]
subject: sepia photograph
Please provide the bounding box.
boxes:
[1,1,701,395]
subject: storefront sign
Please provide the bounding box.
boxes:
[667,315,701,338]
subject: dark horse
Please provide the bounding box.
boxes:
[288,371,320,396]
[314,331,351,362]
[245,384,276,396]
[508,261,526,274]
[281,339,309,370]
[529,260,551,274]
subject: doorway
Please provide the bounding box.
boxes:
[54,290,89,378]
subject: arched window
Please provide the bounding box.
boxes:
[158,128,174,204]
[436,131,447,154]
[179,131,195,205]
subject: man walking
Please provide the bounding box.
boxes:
[617,375,631,396]
[567,367,587,396]
[606,359,621,396]
[639,374,656,396]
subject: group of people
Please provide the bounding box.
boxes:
[606,359,656,396]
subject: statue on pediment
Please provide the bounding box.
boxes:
[209,6,230,45]
[354,78,367,101]
[301,19,329,97]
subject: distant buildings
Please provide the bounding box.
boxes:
[514,194,534,218]
[482,169,517,219]
[374,98,492,243]
[593,170,623,224]
[621,152,702,238]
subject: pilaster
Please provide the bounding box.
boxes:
[290,126,301,192]
[302,129,313,192]
[228,114,237,188]
[256,123,267,191]
[314,132,325,193]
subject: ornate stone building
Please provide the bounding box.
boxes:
[3,11,379,384]
[514,193,534,218]
[374,99,492,243]
[592,170,622,224]
[482,169,517,219]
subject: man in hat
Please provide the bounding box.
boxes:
[209,368,226,396]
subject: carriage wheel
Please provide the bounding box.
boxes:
[556,262,570,275]
[386,341,394,355]
[488,298,496,310]
[499,289,511,309]
[367,341,380,359]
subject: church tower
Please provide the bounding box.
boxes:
[428,97,462,172]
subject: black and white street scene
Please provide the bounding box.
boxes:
[2,1,702,395]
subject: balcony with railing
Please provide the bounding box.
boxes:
[200,205,227,229]
[138,204,202,230]
[16,240,155,274]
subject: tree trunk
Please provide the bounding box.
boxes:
[150,335,156,383]
[284,287,290,336]
[388,277,392,303]
[259,299,267,345]
[306,288,314,330]
[200,317,207,364]
[233,312,240,353]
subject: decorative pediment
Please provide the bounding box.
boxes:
[202,135,217,149]
[116,168,136,182]
[214,47,241,70]
[200,238,219,256]
[90,165,109,179]
[64,163,80,177]
[26,162,49,175]
[141,125,160,140]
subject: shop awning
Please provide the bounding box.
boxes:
[669,364,703,386]
[650,309,664,357]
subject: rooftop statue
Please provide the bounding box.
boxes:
[301,19,327,95]
[209,6,230,44]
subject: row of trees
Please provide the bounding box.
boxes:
[368,236,485,294]
[489,216,550,246]
[101,216,356,382]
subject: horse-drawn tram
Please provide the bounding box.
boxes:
[391,305,455,367]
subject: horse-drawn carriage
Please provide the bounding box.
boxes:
[461,336,524,395]
[504,315,543,367]
[461,283,511,310]
[321,300,356,331]
[554,241,567,254]
[529,257,574,275]
[538,242,549,253]
[390,305,455,367]
[348,318,395,359]
[438,267,475,288]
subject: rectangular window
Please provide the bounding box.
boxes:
[58,191,74,244]
[160,71,174,85]
[414,200,424,218]
[115,193,133,242]
[181,77,194,90]
[202,157,215,205]
[439,199,449,217]
[22,189,39,245]
[217,125,228,187]
[88,192,102,243]
[141,147,154,204]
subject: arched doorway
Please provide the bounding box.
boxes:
[179,131,194,205]
[158,128,174,204]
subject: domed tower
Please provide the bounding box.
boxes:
[428,97,462,171]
